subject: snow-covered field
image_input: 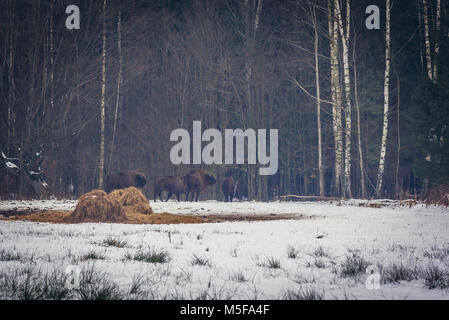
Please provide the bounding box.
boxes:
[1,199,449,300]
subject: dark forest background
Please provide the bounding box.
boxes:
[0,0,448,201]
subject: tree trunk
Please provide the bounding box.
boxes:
[395,70,401,199]
[109,0,122,174]
[335,0,352,198]
[50,0,54,111]
[244,0,263,200]
[433,0,441,82]
[353,29,366,199]
[7,0,15,155]
[328,0,343,197]
[98,0,107,190]
[376,0,391,198]
[313,4,324,197]
[422,0,433,81]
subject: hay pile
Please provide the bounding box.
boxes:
[64,190,127,223]
[2,187,215,225]
[108,187,153,216]
[426,184,449,206]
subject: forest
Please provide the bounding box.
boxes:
[0,0,448,201]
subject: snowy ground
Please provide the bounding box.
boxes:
[1,199,449,300]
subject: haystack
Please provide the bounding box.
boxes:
[107,187,153,215]
[64,190,127,223]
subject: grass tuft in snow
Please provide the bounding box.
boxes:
[80,250,106,261]
[263,257,282,269]
[127,274,148,298]
[0,267,72,300]
[287,245,300,259]
[229,271,247,283]
[381,263,419,284]
[307,258,326,269]
[282,287,324,300]
[312,246,331,258]
[0,248,23,262]
[191,254,211,267]
[127,247,170,264]
[99,237,128,248]
[423,244,449,260]
[339,249,370,278]
[78,266,124,300]
[422,264,449,289]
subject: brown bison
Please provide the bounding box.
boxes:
[183,169,217,202]
[154,176,186,202]
[222,177,237,202]
[105,171,147,192]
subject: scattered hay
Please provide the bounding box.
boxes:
[0,210,70,223]
[426,184,449,206]
[0,210,205,224]
[107,187,153,215]
[0,210,311,225]
[127,212,205,224]
[64,190,127,223]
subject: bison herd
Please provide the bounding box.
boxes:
[106,169,241,202]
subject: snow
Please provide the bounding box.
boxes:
[5,162,19,170]
[0,199,449,300]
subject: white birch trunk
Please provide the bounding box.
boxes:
[433,0,440,82]
[7,0,16,154]
[335,0,352,198]
[422,0,433,81]
[328,0,343,197]
[99,0,107,190]
[376,0,391,197]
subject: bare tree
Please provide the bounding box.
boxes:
[311,2,324,197]
[98,0,107,189]
[328,0,343,197]
[433,0,441,82]
[109,0,122,174]
[353,27,366,199]
[243,0,263,200]
[376,0,392,197]
[335,0,352,198]
[422,0,433,81]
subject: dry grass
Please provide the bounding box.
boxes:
[63,190,127,223]
[0,210,207,224]
[108,187,153,215]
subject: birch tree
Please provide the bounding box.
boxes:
[376,0,392,197]
[433,0,441,82]
[98,0,107,189]
[335,0,352,198]
[422,0,433,81]
[328,0,343,197]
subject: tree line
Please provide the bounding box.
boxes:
[0,0,448,200]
